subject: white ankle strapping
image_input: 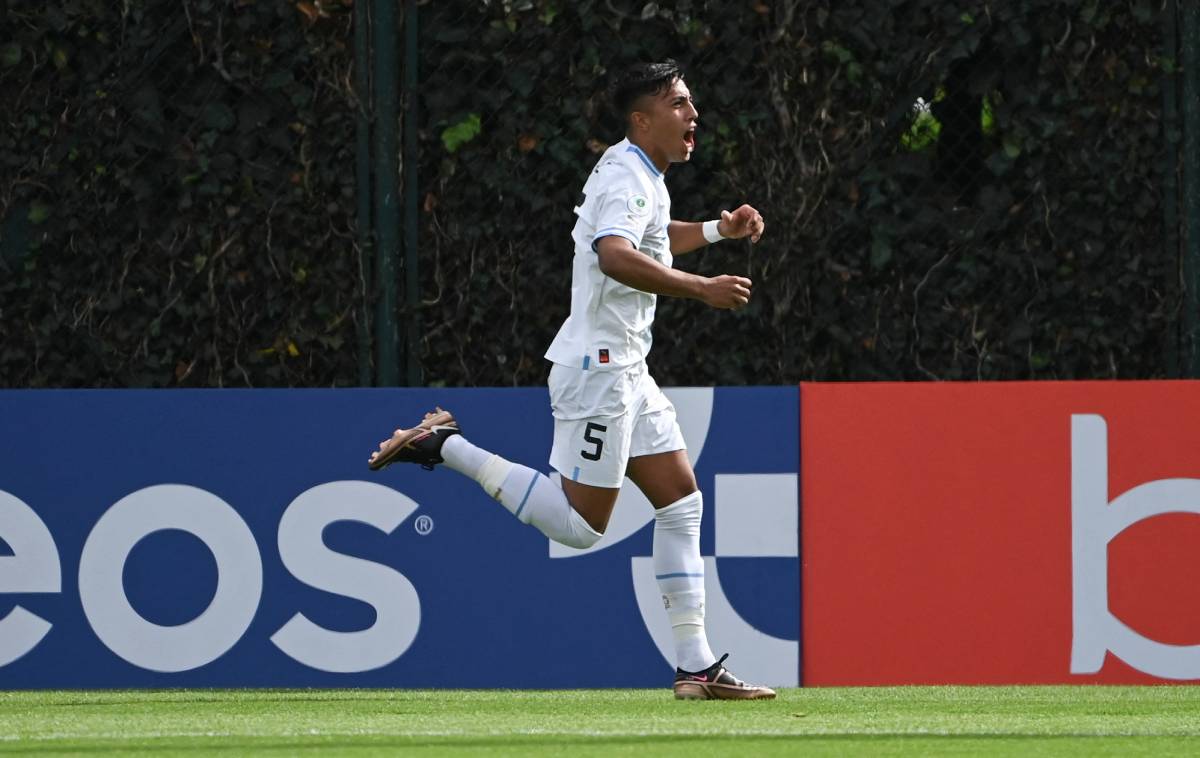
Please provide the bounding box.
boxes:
[477,454,514,500]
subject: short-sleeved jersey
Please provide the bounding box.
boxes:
[544,138,673,371]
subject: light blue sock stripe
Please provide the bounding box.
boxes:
[655,572,704,580]
[513,471,540,520]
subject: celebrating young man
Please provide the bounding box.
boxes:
[369,61,773,700]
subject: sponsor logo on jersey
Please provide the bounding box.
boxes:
[627,195,649,215]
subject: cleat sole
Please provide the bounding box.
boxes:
[368,409,458,471]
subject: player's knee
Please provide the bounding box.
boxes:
[564,507,604,548]
[562,529,602,550]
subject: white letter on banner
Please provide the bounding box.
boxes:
[79,485,263,672]
[271,481,421,673]
[0,491,62,666]
[1071,414,1200,679]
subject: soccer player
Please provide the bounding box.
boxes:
[369,60,774,700]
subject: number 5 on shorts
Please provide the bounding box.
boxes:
[581,422,607,461]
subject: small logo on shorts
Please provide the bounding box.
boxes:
[598,349,610,364]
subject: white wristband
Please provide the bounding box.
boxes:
[702,219,724,244]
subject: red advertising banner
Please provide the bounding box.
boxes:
[801,381,1200,685]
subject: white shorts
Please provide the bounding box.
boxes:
[547,361,686,488]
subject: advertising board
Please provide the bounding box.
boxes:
[801,381,1200,685]
[0,387,798,688]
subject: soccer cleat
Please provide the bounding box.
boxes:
[368,408,461,471]
[673,654,776,700]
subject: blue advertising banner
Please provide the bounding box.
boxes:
[0,387,798,688]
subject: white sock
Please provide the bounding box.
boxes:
[441,436,601,549]
[440,435,491,480]
[653,491,716,672]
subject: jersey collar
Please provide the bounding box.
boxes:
[624,140,662,177]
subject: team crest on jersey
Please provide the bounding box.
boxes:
[627,194,649,215]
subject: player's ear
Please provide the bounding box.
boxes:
[629,109,649,134]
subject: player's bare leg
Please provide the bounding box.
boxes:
[627,450,777,700]
[559,478,620,533]
[625,450,697,507]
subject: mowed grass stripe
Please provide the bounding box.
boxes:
[2,687,1199,756]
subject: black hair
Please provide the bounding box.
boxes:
[610,60,684,119]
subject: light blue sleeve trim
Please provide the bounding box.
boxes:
[591,227,641,252]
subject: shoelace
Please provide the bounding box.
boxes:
[710,654,752,686]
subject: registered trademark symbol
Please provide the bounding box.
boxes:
[414,514,434,536]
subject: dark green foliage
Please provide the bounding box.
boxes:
[417,0,1175,385]
[0,0,360,386]
[0,0,1177,386]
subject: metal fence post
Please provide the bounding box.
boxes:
[372,0,400,386]
[354,0,373,386]
[1182,0,1200,377]
[403,0,422,387]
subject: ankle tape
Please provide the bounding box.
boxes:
[477,454,514,500]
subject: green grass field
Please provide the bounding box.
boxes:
[2,687,1199,756]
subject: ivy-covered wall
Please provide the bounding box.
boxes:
[1,0,361,386]
[418,0,1176,386]
[0,0,1179,387]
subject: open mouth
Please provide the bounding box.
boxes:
[683,127,696,152]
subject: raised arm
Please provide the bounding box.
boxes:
[596,236,751,309]
[668,204,767,255]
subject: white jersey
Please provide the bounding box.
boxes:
[544,138,673,371]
